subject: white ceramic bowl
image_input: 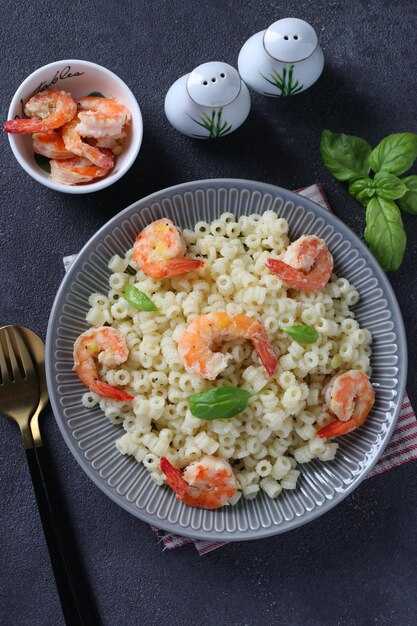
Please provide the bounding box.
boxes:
[5,59,143,194]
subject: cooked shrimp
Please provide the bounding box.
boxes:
[160,455,238,509]
[75,96,131,139]
[266,235,333,291]
[61,117,114,169]
[178,312,277,379]
[3,89,77,134]
[50,155,112,185]
[317,370,375,438]
[73,327,133,401]
[95,131,126,154]
[132,219,205,279]
[33,130,75,159]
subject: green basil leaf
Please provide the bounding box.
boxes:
[320,130,372,182]
[373,172,407,200]
[124,284,158,310]
[189,386,253,420]
[364,197,406,271]
[397,175,417,214]
[348,177,376,205]
[369,133,417,175]
[34,153,51,173]
[88,91,105,97]
[284,324,319,344]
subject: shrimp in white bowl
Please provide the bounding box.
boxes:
[76,96,131,139]
[32,130,75,160]
[3,87,133,187]
[50,154,113,185]
[3,89,77,134]
[61,117,115,169]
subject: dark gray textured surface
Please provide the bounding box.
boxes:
[0,1,416,625]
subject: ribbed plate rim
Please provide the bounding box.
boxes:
[45,178,407,541]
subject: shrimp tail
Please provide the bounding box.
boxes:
[317,418,357,438]
[265,258,309,289]
[160,457,189,497]
[3,119,46,134]
[81,144,114,169]
[252,337,278,376]
[163,258,205,276]
[90,380,133,401]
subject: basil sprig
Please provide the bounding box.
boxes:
[189,386,253,420]
[320,130,417,270]
[124,284,158,311]
[284,324,319,345]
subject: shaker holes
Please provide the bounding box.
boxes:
[202,73,226,85]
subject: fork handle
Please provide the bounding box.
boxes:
[26,446,101,626]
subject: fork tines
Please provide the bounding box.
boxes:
[0,326,34,384]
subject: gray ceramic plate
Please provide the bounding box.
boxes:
[46,179,407,541]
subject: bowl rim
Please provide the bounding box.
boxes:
[6,59,143,194]
[45,178,408,540]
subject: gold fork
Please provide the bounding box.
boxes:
[0,326,40,447]
[0,325,100,626]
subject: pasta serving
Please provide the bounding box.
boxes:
[75,210,374,508]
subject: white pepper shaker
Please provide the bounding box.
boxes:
[238,18,324,97]
[165,61,251,138]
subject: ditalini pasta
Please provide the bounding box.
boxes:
[79,211,372,502]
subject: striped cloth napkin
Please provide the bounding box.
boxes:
[64,183,417,555]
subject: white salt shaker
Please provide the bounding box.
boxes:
[238,18,324,97]
[165,61,251,138]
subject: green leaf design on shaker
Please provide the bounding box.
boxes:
[189,107,232,139]
[189,386,253,420]
[260,65,303,97]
